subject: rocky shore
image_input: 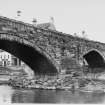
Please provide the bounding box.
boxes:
[8,75,78,90]
[8,75,105,94]
[8,74,105,93]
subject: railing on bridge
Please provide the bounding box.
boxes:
[0,15,105,50]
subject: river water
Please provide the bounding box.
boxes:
[1,85,105,104]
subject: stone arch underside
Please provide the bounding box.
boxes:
[0,39,57,75]
[83,50,105,73]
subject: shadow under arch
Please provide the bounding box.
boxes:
[0,39,58,75]
[83,49,105,72]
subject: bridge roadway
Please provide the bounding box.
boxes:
[0,16,105,74]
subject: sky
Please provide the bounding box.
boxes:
[0,0,105,43]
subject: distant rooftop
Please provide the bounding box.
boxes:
[36,17,56,30]
[36,22,56,30]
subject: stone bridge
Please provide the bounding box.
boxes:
[0,16,105,74]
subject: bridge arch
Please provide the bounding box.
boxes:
[0,33,58,75]
[83,49,105,69]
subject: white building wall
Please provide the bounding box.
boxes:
[0,52,12,66]
[0,50,24,67]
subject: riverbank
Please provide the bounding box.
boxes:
[1,65,105,92]
[8,74,105,93]
[8,75,78,90]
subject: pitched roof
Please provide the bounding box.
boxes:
[36,22,56,30]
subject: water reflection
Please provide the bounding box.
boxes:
[1,85,105,103]
[12,88,105,104]
[0,85,14,103]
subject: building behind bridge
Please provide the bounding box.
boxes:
[0,49,23,67]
